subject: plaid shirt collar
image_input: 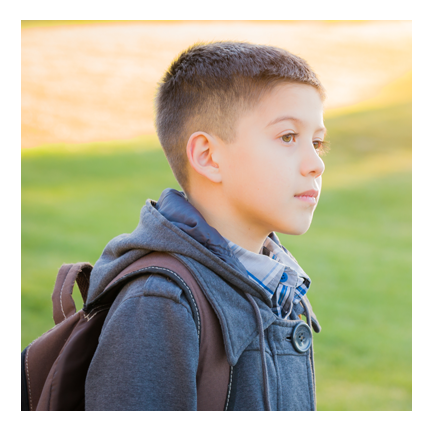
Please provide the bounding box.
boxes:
[224,234,311,319]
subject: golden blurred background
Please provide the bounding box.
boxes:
[21,20,411,148]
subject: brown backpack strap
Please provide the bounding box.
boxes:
[52,263,92,325]
[103,252,231,411]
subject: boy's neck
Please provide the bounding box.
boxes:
[187,192,268,255]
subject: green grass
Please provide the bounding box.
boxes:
[21,100,411,410]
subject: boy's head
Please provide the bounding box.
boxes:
[155,41,327,249]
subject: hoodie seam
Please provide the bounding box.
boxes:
[142,273,191,311]
[224,366,233,411]
[143,291,191,312]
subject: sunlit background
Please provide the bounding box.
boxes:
[21,20,412,411]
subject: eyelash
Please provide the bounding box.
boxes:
[279,133,330,155]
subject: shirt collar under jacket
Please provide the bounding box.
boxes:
[224,235,311,319]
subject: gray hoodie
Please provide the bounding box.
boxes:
[85,188,321,411]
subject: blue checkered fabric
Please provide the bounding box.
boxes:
[225,235,311,319]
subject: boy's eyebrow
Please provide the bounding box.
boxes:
[266,115,327,137]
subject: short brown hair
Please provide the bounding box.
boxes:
[154,41,325,194]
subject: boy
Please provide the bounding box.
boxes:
[85,41,326,411]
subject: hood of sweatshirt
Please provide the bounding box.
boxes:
[87,188,320,366]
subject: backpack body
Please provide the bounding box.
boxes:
[21,253,229,411]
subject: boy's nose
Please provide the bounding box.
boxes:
[300,144,325,178]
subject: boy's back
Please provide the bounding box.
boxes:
[85,42,327,410]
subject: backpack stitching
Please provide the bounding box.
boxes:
[224,366,233,411]
[84,306,110,321]
[25,343,34,410]
[59,269,70,321]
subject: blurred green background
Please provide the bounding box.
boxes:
[21,21,411,411]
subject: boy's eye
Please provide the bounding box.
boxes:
[313,139,330,155]
[279,134,330,155]
[313,140,322,150]
[281,134,295,143]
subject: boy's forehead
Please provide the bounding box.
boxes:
[254,82,325,132]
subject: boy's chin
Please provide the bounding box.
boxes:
[275,220,312,236]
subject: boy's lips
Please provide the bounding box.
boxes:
[294,189,319,204]
[295,189,319,198]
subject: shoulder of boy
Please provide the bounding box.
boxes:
[118,272,193,314]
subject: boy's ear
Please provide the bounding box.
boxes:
[186,131,222,184]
